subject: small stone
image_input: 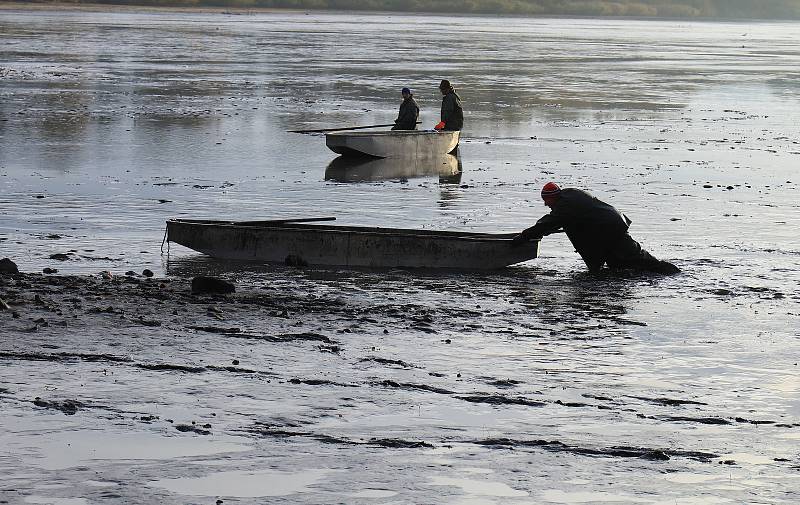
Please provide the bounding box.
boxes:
[50,253,71,261]
[191,276,235,294]
[0,258,19,274]
[125,271,136,276]
[43,267,58,274]
[232,359,239,365]
[142,269,154,277]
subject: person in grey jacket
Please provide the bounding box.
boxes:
[513,182,680,274]
[392,87,419,130]
[435,79,463,131]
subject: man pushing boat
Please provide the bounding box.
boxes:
[513,182,680,274]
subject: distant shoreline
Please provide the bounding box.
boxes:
[0,1,295,13]
[2,0,799,20]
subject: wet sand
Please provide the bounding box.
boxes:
[2,261,799,503]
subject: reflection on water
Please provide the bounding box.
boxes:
[324,153,462,184]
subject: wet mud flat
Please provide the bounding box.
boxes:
[2,7,800,503]
[2,266,799,503]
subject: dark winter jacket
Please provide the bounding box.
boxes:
[392,96,419,130]
[440,90,463,131]
[519,188,631,256]
[517,188,678,273]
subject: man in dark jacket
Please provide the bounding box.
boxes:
[392,87,419,130]
[513,182,680,274]
[434,79,463,131]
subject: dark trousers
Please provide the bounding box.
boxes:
[570,231,667,273]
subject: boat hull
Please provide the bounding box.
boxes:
[166,220,538,270]
[326,130,460,158]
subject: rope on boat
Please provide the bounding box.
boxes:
[160,225,169,256]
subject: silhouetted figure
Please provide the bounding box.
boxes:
[434,79,463,131]
[392,87,419,130]
[513,182,680,274]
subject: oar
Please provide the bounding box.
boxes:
[288,122,421,134]
[233,217,336,226]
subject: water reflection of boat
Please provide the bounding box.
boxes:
[325,153,462,183]
[326,130,459,158]
[165,219,538,270]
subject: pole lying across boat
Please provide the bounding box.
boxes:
[165,218,538,270]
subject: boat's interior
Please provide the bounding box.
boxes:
[168,219,523,240]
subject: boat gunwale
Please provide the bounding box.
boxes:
[325,130,457,138]
[166,219,527,242]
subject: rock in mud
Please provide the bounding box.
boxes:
[0,257,19,274]
[43,267,58,274]
[191,276,235,294]
[142,269,154,277]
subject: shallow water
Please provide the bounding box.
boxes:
[1,7,799,504]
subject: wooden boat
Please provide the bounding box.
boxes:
[165,218,538,270]
[325,130,460,158]
[325,153,461,183]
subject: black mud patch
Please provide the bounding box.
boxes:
[206,330,338,345]
[288,377,353,387]
[247,424,432,448]
[206,365,275,376]
[187,325,242,334]
[0,351,132,364]
[313,434,359,445]
[368,438,434,449]
[137,363,206,373]
[32,397,85,415]
[734,417,777,425]
[475,437,717,461]
[485,378,524,388]
[175,423,211,435]
[630,395,708,406]
[377,380,455,395]
[554,400,592,407]
[638,414,732,425]
[458,395,546,408]
[582,393,615,402]
[360,356,416,368]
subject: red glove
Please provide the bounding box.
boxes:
[434,121,445,130]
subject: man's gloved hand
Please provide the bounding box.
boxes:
[434,121,445,130]
[511,234,528,247]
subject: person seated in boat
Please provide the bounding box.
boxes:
[391,87,419,130]
[434,80,463,131]
[512,182,680,274]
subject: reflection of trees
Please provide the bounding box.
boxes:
[88,0,800,19]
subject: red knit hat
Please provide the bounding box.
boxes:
[541,182,561,199]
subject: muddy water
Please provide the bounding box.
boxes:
[1,7,799,504]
